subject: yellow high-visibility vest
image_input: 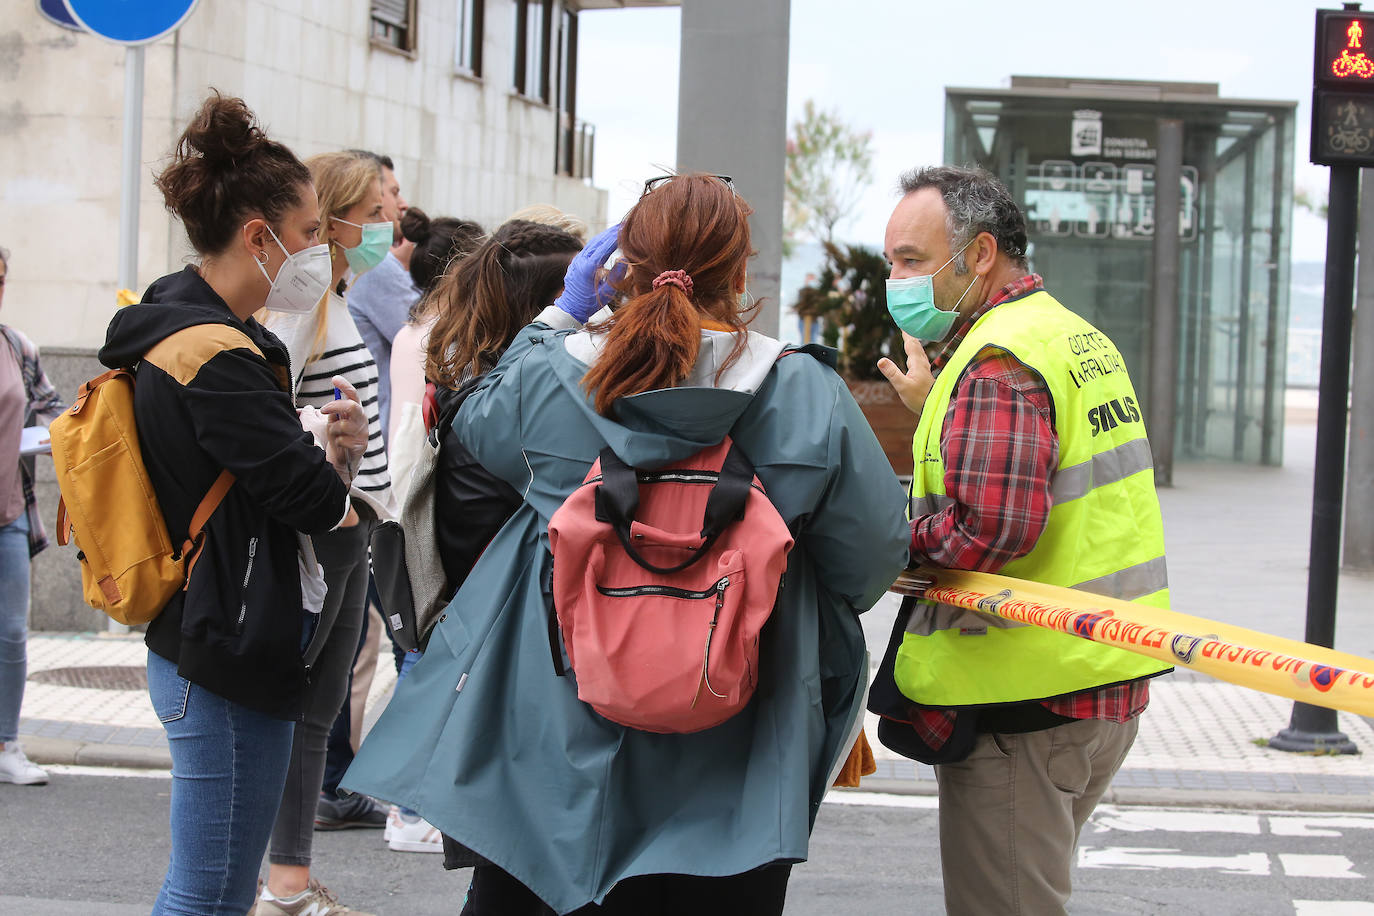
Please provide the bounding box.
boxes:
[897,289,1172,707]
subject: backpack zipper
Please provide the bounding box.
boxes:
[701,577,730,700]
[595,575,730,600]
[236,536,258,632]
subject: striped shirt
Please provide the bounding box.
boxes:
[265,292,396,522]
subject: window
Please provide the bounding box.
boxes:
[455,0,483,77]
[513,0,552,103]
[556,7,576,116]
[555,8,592,178]
[371,0,417,53]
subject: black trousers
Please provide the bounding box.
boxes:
[268,520,372,865]
[459,862,792,916]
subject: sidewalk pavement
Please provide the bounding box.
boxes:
[17,396,1374,811]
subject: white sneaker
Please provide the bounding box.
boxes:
[0,742,48,785]
[383,804,402,843]
[387,813,443,853]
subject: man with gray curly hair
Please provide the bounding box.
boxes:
[873,165,1171,915]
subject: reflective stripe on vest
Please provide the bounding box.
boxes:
[1051,438,1155,506]
[898,290,1171,708]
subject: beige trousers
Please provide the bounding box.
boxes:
[347,607,384,751]
[934,716,1139,916]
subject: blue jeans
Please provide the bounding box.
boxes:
[0,513,31,744]
[147,650,294,915]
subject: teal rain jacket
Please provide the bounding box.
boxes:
[343,315,909,914]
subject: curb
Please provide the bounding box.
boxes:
[22,736,171,771]
[851,775,1373,813]
[1103,784,1374,813]
[21,738,1374,814]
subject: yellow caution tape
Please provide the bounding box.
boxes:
[892,567,1374,718]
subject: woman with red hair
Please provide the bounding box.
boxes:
[345,174,908,915]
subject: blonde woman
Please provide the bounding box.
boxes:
[256,150,396,916]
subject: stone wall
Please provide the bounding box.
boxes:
[2,0,607,352]
[30,348,111,632]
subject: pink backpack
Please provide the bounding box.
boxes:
[547,437,794,733]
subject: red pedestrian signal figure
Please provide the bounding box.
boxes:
[1333,18,1374,79]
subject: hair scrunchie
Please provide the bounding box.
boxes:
[651,269,694,298]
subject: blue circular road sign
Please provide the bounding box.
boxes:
[62,0,202,46]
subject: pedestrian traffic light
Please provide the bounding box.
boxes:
[1313,6,1374,165]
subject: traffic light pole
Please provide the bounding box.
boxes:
[1269,162,1360,754]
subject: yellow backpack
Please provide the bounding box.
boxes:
[49,367,233,625]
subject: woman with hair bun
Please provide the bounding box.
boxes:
[344,176,909,914]
[97,93,368,915]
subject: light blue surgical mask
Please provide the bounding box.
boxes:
[885,239,980,341]
[333,217,393,275]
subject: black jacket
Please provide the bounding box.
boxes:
[99,267,348,719]
[433,380,521,595]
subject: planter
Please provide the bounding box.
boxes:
[846,379,917,477]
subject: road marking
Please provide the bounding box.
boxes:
[1278,854,1363,879]
[45,764,169,779]
[1270,815,1374,837]
[823,790,939,809]
[1078,846,1270,875]
[1293,903,1374,914]
[1090,806,1262,835]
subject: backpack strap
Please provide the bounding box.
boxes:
[594,442,755,576]
[56,497,71,547]
[181,469,235,580]
[426,374,487,446]
[777,342,837,368]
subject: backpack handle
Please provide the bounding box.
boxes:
[594,443,754,576]
[69,369,131,415]
[627,521,706,551]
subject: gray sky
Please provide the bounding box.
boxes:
[577,0,1329,261]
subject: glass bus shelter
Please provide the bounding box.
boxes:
[945,77,1296,467]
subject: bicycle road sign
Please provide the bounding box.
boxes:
[1316,92,1374,163]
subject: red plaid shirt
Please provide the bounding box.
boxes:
[905,275,1148,750]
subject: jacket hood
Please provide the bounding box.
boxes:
[544,327,828,468]
[99,266,265,369]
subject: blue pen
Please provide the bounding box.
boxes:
[333,386,342,401]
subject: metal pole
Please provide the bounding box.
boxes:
[1149,119,1183,486]
[1260,114,1288,466]
[1344,168,1374,569]
[1195,144,1219,452]
[118,44,145,291]
[1233,149,1256,461]
[676,0,790,337]
[109,44,145,636]
[1270,163,1360,754]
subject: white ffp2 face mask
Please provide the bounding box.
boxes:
[255,225,332,314]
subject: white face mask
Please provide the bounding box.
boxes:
[255,225,332,314]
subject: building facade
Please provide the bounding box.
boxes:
[4,0,679,628]
[4,0,619,350]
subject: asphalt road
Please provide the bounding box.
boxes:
[5,771,1373,915]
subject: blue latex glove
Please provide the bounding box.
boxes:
[554,223,622,323]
